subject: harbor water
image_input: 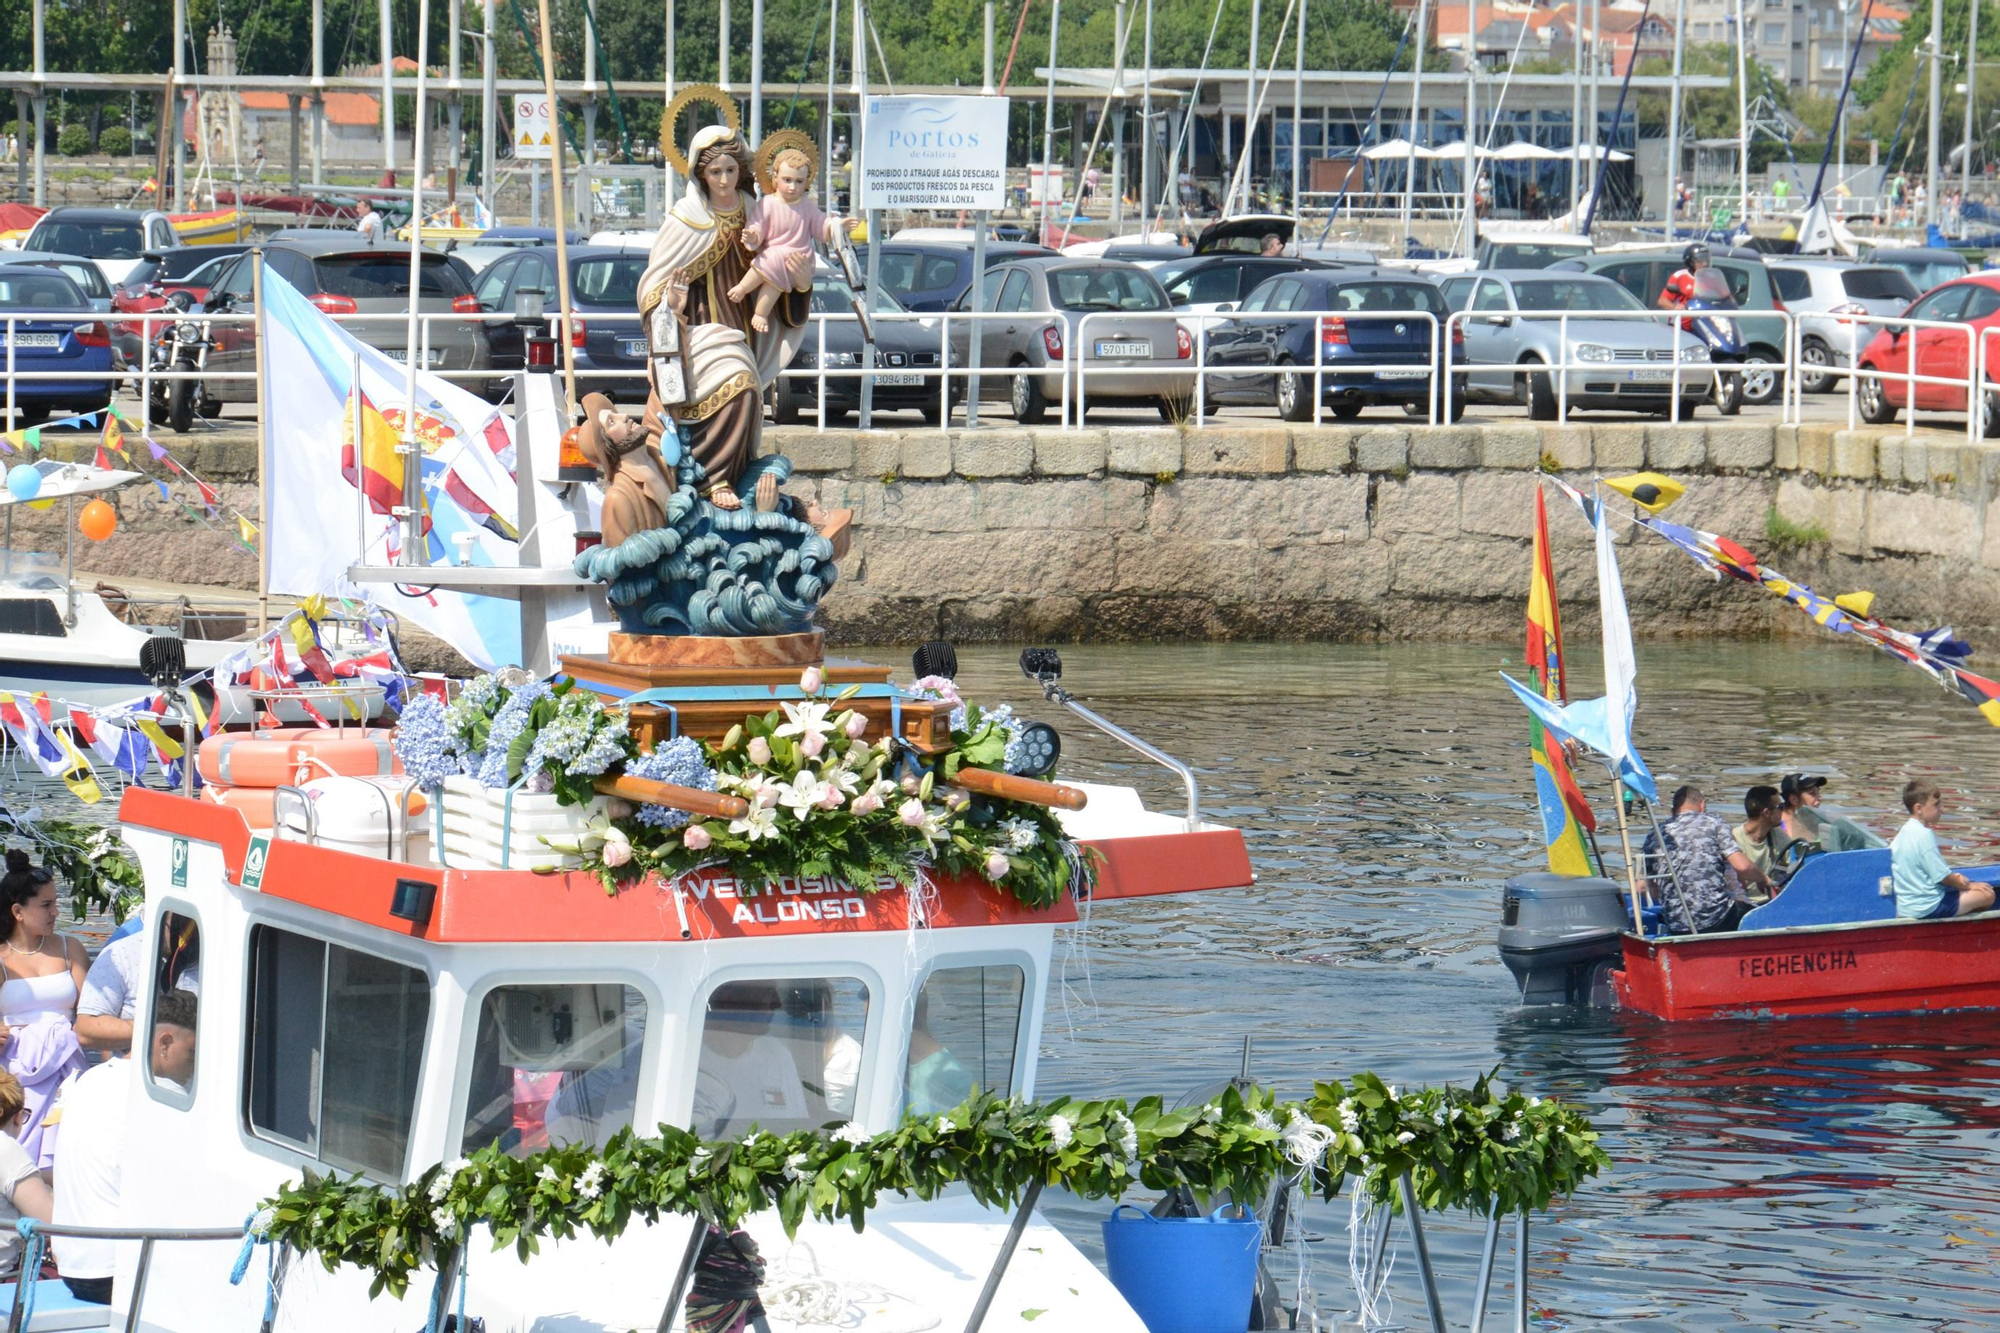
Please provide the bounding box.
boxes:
[21,639,2000,1330]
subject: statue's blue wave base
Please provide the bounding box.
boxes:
[574,452,837,636]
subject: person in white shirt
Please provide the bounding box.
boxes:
[690,984,807,1138]
[355,200,385,243]
[0,1070,53,1281]
[75,929,199,1055]
[53,990,196,1304]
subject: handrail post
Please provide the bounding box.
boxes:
[1194,315,1207,428]
[426,1243,463,1333]
[655,1219,708,1333]
[964,1177,1044,1333]
[1397,1172,1446,1333]
[1513,1208,1530,1333]
[122,1236,156,1333]
[1468,1199,1502,1333]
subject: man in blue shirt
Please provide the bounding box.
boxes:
[1891,779,1995,919]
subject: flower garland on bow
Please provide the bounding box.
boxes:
[255,1074,1608,1300]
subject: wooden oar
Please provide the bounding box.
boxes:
[955,767,1088,811]
[593,775,748,820]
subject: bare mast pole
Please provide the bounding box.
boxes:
[1664,0,1688,239]
[534,0,581,413]
[397,0,434,565]
[1402,0,1429,249]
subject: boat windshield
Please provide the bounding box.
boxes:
[693,977,871,1138]
[461,984,651,1156]
[904,964,1026,1115]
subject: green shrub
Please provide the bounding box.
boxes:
[97,125,132,156]
[1764,506,1829,552]
[56,123,91,156]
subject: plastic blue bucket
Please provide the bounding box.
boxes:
[1101,1204,1262,1333]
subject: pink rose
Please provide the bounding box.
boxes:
[800,666,824,694]
[898,798,926,827]
[901,773,921,795]
[683,824,713,851]
[604,798,635,819]
[852,792,882,816]
[984,851,1011,880]
[747,736,772,766]
[600,828,633,868]
[817,786,844,810]
[800,731,826,759]
[843,712,868,739]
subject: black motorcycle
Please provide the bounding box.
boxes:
[147,291,218,433]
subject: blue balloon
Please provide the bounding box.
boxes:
[5,466,40,503]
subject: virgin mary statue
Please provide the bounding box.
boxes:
[636,123,809,510]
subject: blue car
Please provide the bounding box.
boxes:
[470,244,650,403]
[0,264,115,424]
[1200,270,1465,421]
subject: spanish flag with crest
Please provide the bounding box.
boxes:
[340,388,406,516]
[1527,485,1599,876]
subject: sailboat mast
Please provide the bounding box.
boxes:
[534,0,580,415]
[1040,0,1059,242]
[399,0,432,565]
[1403,0,1428,247]
[1964,0,1981,214]
[1461,0,1476,258]
[1664,0,1687,240]
[1736,0,1749,223]
[1929,0,1943,226]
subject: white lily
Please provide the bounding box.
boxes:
[776,769,833,820]
[774,699,836,746]
[729,804,782,842]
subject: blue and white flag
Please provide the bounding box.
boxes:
[1504,488,1657,800]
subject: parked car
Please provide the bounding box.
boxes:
[109,246,249,365]
[189,238,495,408]
[1475,231,1593,270]
[1854,273,2000,436]
[944,258,1194,424]
[771,271,943,424]
[1190,214,1297,256]
[0,252,113,313]
[1152,255,1330,343]
[1551,247,1787,405]
[1863,246,1971,295]
[1440,271,1711,418]
[1201,269,1466,422]
[1092,243,1191,268]
[1766,258,1920,393]
[20,208,182,286]
[855,242,1055,312]
[0,265,115,423]
[471,244,648,402]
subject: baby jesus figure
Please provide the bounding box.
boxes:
[727,147,844,334]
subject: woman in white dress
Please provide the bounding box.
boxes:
[0,850,88,1167]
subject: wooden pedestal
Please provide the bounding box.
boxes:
[559,635,955,755]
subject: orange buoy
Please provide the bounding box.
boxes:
[196,733,402,788]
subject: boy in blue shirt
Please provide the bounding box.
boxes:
[1891,779,1995,919]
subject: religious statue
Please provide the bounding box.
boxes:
[574,95,852,640]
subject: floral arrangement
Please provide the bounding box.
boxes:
[401,667,1091,911]
[254,1074,1609,1299]
[394,675,634,806]
[0,812,145,922]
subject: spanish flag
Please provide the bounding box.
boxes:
[340,388,406,517]
[1527,485,1599,877]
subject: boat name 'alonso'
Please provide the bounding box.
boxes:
[1739,948,1859,978]
[677,871,894,926]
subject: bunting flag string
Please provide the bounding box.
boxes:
[1555,473,2000,730]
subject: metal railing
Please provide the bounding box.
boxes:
[1842,313,1983,446]
[0,1219,247,1333]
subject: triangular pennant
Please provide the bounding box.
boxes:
[24,428,41,450]
[147,437,169,463]
[94,445,112,472]
[239,515,258,544]
[155,480,171,503]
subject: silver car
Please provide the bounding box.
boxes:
[1767,258,1920,393]
[1442,271,1711,419]
[945,259,1195,424]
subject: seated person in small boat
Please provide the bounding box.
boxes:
[1891,779,1996,920]
[1643,786,1769,935]
[904,993,975,1115]
[52,989,196,1305]
[0,1071,54,1282]
[1779,773,1827,851]
[1732,786,1794,901]
[691,981,810,1139]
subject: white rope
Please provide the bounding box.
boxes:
[1348,1188,1396,1331]
[1053,840,1098,1042]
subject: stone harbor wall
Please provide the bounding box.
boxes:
[30,421,2000,649]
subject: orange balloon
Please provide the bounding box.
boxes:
[78,500,117,542]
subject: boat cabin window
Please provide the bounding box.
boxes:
[904,965,1025,1115]
[461,983,647,1157]
[693,978,870,1138]
[141,911,202,1107]
[243,926,429,1180]
[0,599,64,637]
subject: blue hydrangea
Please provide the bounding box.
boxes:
[567,708,630,777]
[626,737,717,829]
[474,681,550,788]
[981,703,1031,774]
[391,694,458,792]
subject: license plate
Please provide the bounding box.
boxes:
[3,334,59,348]
[877,373,922,386]
[1377,369,1427,381]
[384,348,442,365]
[1627,368,1673,382]
[620,339,647,357]
[1095,341,1151,358]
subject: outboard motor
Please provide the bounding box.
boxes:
[1496,873,1629,1006]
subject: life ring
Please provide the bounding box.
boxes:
[204,784,277,829]
[196,733,401,788]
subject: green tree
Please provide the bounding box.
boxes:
[56,122,91,155]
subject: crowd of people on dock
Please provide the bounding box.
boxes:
[1640,773,1995,935]
[0,849,197,1299]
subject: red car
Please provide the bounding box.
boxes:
[110,246,251,364]
[1855,272,2000,435]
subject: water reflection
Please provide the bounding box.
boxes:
[940,641,2000,1328]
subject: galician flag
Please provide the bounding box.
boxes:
[1525,485,1598,876]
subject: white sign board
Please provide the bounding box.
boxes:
[859,95,1008,211]
[514,95,553,161]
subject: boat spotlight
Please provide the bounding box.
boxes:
[912,639,958,681]
[1012,721,1061,778]
[139,634,186,692]
[1019,647,1062,684]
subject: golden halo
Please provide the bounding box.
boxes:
[754,130,821,196]
[659,84,743,177]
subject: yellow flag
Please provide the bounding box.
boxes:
[131,715,185,761]
[1601,472,1687,515]
[55,733,102,804]
[288,613,315,657]
[1835,591,1876,618]
[238,515,258,544]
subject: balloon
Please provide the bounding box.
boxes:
[5,465,40,502]
[25,499,52,512]
[78,500,116,542]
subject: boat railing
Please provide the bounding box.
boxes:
[1,1219,246,1333]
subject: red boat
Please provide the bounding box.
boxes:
[1502,848,2000,1020]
